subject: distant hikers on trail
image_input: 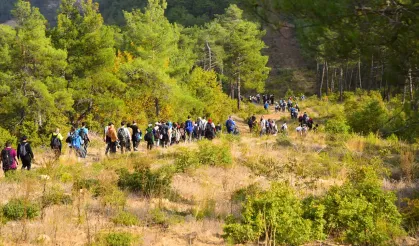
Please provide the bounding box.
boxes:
[3,91,316,165]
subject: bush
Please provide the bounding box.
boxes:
[112,211,139,226]
[346,98,388,135]
[174,147,199,172]
[325,117,350,134]
[98,232,137,246]
[117,166,173,197]
[323,166,404,245]
[41,185,73,207]
[0,127,16,148]
[402,198,419,236]
[223,183,322,245]
[197,140,232,167]
[3,198,40,220]
[276,134,292,147]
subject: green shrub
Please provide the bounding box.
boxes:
[276,134,293,147]
[99,185,127,209]
[223,183,321,245]
[325,117,350,134]
[323,166,404,245]
[99,232,136,246]
[117,166,173,197]
[149,207,184,226]
[0,127,16,148]
[3,198,40,220]
[174,147,199,172]
[42,185,73,207]
[112,211,139,226]
[197,140,232,167]
[193,199,216,220]
[346,98,388,135]
[402,198,419,236]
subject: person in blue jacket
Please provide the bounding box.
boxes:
[225,116,236,134]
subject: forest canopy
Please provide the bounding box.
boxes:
[0,0,268,145]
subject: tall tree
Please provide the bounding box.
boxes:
[0,0,69,143]
[52,0,124,124]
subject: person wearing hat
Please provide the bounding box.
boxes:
[17,136,34,170]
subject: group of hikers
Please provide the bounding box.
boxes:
[102,116,224,155]
[1,91,315,173]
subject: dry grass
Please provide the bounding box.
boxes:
[0,107,417,245]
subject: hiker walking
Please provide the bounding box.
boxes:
[79,122,90,153]
[160,121,170,148]
[18,136,34,170]
[226,116,236,134]
[248,115,256,133]
[67,127,85,158]
[50,128,63,158]
[130,121,142,151]
[204,119,216,140]
[260,116,267,136]
[106,123,118,154]
[264,101,269,112]
[144,124,155,150]
[117,121,131,153]
[185,116,194,143]
[281,122,288,134]
[1,141,18,174]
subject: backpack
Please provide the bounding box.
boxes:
[79,128,89,143]
[226,120,233,129]
[117,127,128,142]
[1,149,13,170]
[161,126,168,136]
[205,123,215,138]
[247,118,253,126]
[19,143,28,157]
[145,131,153,142]
[51,135,61,149]
[185,120,193,132]
[134,132,142,141]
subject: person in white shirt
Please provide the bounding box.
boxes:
[260,116,266,136]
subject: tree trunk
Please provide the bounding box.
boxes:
[230,82,234,99]
[403,83,406,104]
[349,68,354,91]
[358,58,362,89]
[237,71,241,110]
[340,67,344,102]
[331,68,336,93]
[325,61,329,96]
[319,61,325,98]
[206,41,212,71]
[155,98,160,117]
[408,67,413,103]
[370,55,374,90]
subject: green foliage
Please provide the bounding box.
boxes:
[41,185,72,207]
[402,198,419,236]
[0,127,16,147]
[325,117,350,135]
[97,231,137,246]
[174,147,199,173]
[197,140,232,167]
[112,211,140,226]
[323,166,404,245]
[224,183,321,245]
[3,198,39,221]
[117,166,173,197]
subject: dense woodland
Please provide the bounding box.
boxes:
[0,0,418,143]
[0,0,269,145]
